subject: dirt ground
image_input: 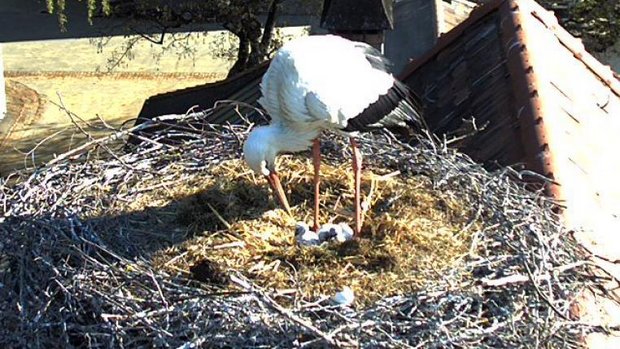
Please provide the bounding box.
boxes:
[1,71,223,174]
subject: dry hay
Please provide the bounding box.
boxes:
[152,157,472,307]
[0,109,609,348]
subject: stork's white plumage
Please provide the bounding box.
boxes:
[243,35,425,235]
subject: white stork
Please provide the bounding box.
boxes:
[243,35,425,235]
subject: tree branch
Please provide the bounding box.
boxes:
[260,0,281,50]
[130,25,168,45]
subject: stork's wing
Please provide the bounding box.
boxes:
[258,34,424,132]
[258,53,319,126]
[258,56,285,123]
[342,80,425,132]
[304,92,331,123]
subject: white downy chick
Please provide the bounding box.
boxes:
[294,222,320,246]
[317,223,339,242]
[335,223,354,242]
[317,223,354,243]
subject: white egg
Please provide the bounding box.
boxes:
[332,286,355,306]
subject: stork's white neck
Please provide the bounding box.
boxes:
[243,122,321,175]
[262,122,320,154]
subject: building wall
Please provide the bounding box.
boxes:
[279,0,324,15]
[385,0,440,75]
[385,0,477,75]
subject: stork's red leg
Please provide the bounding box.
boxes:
[350,138,362,235]
[312,138,321,232]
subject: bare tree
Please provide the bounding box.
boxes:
[45,0,292,77]
[533,0,619,51]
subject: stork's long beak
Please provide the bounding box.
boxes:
[266,172,291,214]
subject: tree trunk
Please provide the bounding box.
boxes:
[260,0,280,52]
[245,13,264,67]
[248,0,280,67]
[248,38,262,66]
[228,35,250,77]
[225,1,281,78]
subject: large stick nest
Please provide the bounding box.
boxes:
[0,107,606,348]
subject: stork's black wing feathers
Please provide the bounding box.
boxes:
[342,80,426,133]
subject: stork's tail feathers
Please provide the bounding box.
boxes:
[342,79,427,134]
[390,80,428,134]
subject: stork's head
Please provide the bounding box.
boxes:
[243,126,291,213]
[243,126,278,176]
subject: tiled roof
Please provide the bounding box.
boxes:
[131,62,268,144]
[400,0,620,346]
[137,61,269,125]
[401,2,537,172]
[401,0,620,253]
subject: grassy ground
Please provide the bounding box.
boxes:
[1,32,234,174]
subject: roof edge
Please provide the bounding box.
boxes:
[147,60,271,101]
[500,0,560,197]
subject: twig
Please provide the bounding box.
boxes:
[45,112,207,166]
[230,274,339,347]
[206,203,232,230]
[212,241,246,250]
[481,273,550,287]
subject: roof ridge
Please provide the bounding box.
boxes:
[525,0,620,97]
[502,0,558,187]
[146,60,271,101]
